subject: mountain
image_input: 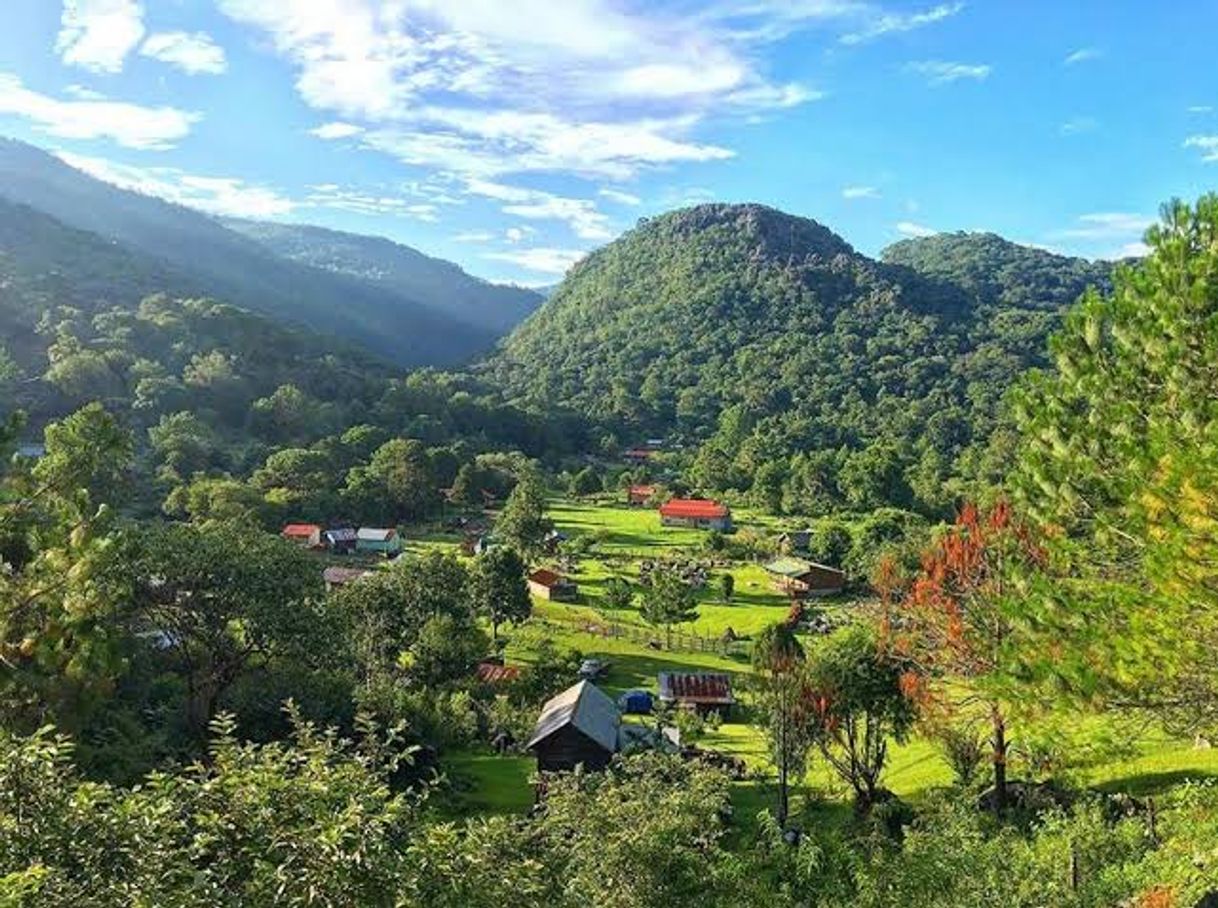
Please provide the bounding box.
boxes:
[491,203,1112,515]
[221,219,542,335]
[0,139,495,366]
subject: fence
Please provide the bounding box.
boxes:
[531,613,749,659]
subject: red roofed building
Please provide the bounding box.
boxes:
[658,498,733,531]
[282,523,322,548]
[658,672,735,716]
[627,484,657,507]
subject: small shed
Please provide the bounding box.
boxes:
[324,527,358,554]
[323,566,370,591]
[356,527,402,556]
[658,672,735,716]
[527,680,620,772]
[528,568,578,602]
[658,499,733,532]
[627,484,657,507]
[282,523,322,548]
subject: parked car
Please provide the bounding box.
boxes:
[578,658,610,681]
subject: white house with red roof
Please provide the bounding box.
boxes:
[658,498,732,532]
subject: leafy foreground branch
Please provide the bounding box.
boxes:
[2,711,1217,908]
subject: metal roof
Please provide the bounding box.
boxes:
[659,499,729,519]
[526,680,620,753]
[764,557,813,577]
[357,528,397,541]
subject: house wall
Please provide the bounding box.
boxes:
[535,725,613,772]
[661,515,731,531]
[527,580,553,600]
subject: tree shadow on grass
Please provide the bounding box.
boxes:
[1093,768,1218,798]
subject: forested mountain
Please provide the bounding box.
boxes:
[223,218,542,334]
[492,204,1113,515]
[0,139,494,366]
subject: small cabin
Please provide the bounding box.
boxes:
[324,527,358,554]
[323,566,370,591]
[627,484,657,507]
[282,523,322,548]
[356,527,402,556]
[658,671,735,716]
[476,662,521,686]
[764,557,845,598]
[527,680,620,772]
[777,529,812,553]
[658,499,733,532]
[527,568,578,602]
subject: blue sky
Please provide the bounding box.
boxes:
[2,1,1217,285]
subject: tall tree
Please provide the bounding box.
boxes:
[749,622,812,827]
[470,547,531,645]
[1012,195,1218,738]
[494,473,551,562]
[890,501,1041,814]
[639,570,699,649]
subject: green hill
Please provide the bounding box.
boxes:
[0,138,495,366]
[491,204,1112,515]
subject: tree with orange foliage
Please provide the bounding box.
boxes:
[890,501,1043,814]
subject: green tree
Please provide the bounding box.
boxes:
[804,625,917,811]
[366,438,438,521]
[495,473,551,561]
[602,576,635,611]
[749,622,811,827]
[115,522,332,737]
[568,466,602,498]
[719,573,735,603]
[409,613,489,686]
[1012,196,1218,739]
[470,547,531,645]
[639,570,699,649]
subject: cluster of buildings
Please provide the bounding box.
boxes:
[281,524,403,556]
[527,672,735,772]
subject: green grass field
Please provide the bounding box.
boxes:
[434,498,1218,823]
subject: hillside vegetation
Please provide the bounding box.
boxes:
[0,139,520,366]
[493,204,1112,515]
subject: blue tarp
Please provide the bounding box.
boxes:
[619,690,654,715]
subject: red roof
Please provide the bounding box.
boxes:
[629,484,657,498]
[659,499,729,519]
[659,672,734,704]
[282,523,322,536]
[477,663,521,684]
[528,568,565,588]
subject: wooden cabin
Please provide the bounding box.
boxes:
[356,527,402,556]
[627,484,657,507]
[322,566,370,591]
[323,527,358,554]
[527,680,620,772]
[764,557,846,598]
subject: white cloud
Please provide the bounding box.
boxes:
[1185,134,1218,162]
[0,74,197,150]
[310,121,364,140]
[1059,116,1098,136]
[907,60,991,85]
[57,0,146,73]
[842,185,880,199]
[1188,105,1213,114]
[64,84,106,100]
[55,151,295,217]
[139,31,227,75]
[302,186,440,219]
[1048,213,1154,260]
[840,2,964,45]
[453,230,495,242]
[216,0,818,184]
[462,178,612,240]
[484,247,586,275]
[1064,47,1101,66]
[896,220,937,237]
[599,187,641,206]
[505,225,535,243]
